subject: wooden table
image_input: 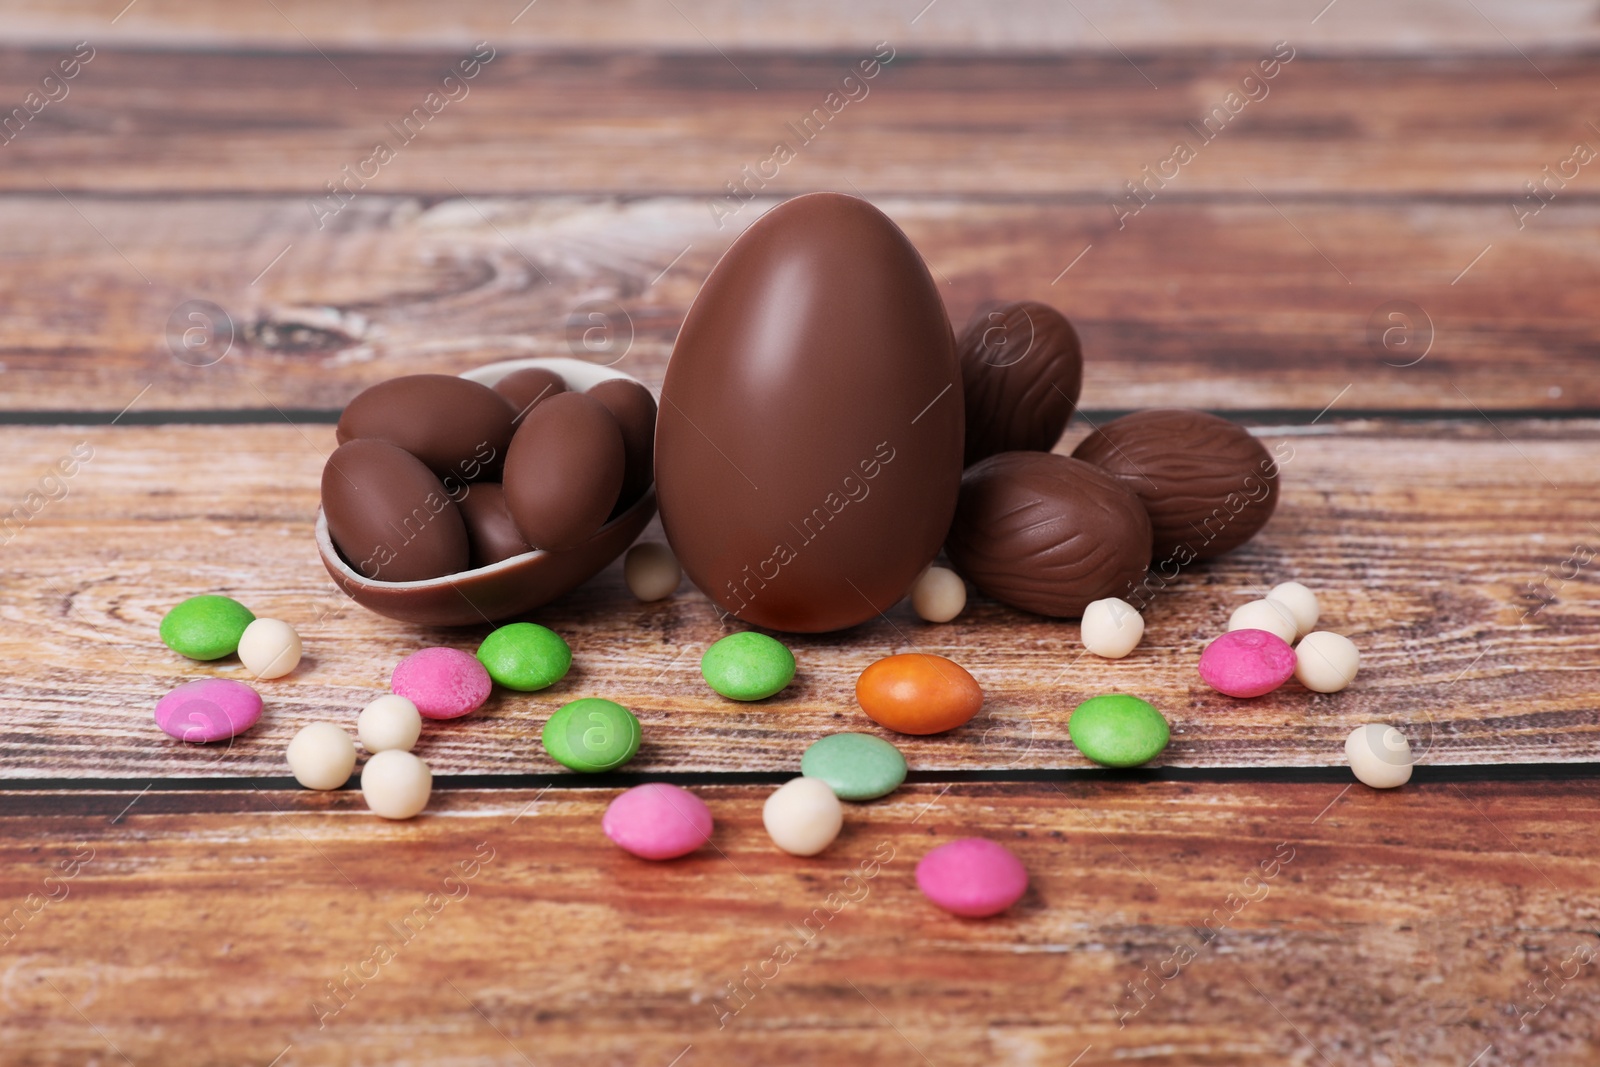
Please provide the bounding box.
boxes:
[2,3,1597,1063]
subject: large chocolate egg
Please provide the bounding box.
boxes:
[656,193,963,632]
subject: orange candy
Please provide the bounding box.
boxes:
[855,653,984,735]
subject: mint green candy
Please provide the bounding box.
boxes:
[1069,694,1170,767]
[159,595,255,661]
[476,622,571,691]
[700,631,795,701]
[801,732,907,800]
[542,698,640,772]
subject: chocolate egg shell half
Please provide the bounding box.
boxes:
[322,439,471,583]
[337,373,516,482]
[315,359,658,627]
[503,391,625,552]
[656,192,963,633]
[945,452,1151,618]
[587,377,657,516]
[959,300,1082,466]
[458,483,531,568]
[1071,408,1279,561]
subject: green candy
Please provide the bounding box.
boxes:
[476,622,571,692]
[700,631,795,701]
[801,732,907,801]
[159,595,255,661]
[541,698,641,773]
[1068,694,1170,768]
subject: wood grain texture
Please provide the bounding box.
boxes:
[6,0,1597,52]
[1,420,1595,778]
[0,50,1589,198]
[2,194,1596,413]
[2,780,1597,1065]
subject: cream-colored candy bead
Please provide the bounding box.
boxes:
[1268,581,1320,639]
[624,542,682,602]
[911,566,966,623]
[238,618,302,679]
[1296,631,1360,693]
[1345,724,1412,788]
[286,722,357,790]
[361,750,433,819]
[1228,599,1298,645]
[358,694,423,753]
[1080,597,1145,658]
[762,777,843,856]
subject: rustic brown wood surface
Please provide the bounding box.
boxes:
[1,195,1595,413]
[3,781,1598,1066]
[2,7,1598,1064]
[1,420,1594,778]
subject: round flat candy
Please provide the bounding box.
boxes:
[476,622,572,692]
[391,647,492,720]
[1198,629,1297,699]
[602,783,713,860]
[155,678,262,743]
[159,594,255,661]
[542,698,641,773]
[700,631,795,701]
[800,733,907,800]
[1068,694,1170,767]
[916,837,1028,918]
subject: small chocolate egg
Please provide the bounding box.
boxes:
[458,483,532,567]
[502,392,625,551]
[494,367,568,425]
[321,439,470,582]
[587,377,657,513]
[945,451,1151,618]
[1071,408,1280,561]
[958,300,1082,466]
[337,374,516,482]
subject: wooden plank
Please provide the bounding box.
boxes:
[1,420,1595,778]
[4,0,1596,53]
[1,194,1596,413]
[0,50,1589,198]
[2,780,1597,1065]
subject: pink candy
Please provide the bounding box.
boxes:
[603,783,714,860]
[155,678,263,743]
[916,837,1028,917]
[391,647,492,720]
[1198,628,1296,698]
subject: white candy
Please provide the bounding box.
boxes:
[624,542,682,602]
[361,750,433,819]
[1228,599,1298,645]
[238,618,302,680]
[358,694,423,753]
[1080,597,1144,658]
[1268,581,1320,639]
[911,566,966,623]
[286,722,357,791]
[1296,631,1360,693]
[1345,724,1412,788]
[762,777,843,856]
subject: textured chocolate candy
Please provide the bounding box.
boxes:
[958,300,1082,466]
[503,391,625,551]
[945,452,1151,618]
[494,367,568,424]
[336,374,516,482]
[655,192,963,633]
[1072,408,1279,561]
[321,439,470,582]
[457,483,531,567]
[587,377,657,513]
